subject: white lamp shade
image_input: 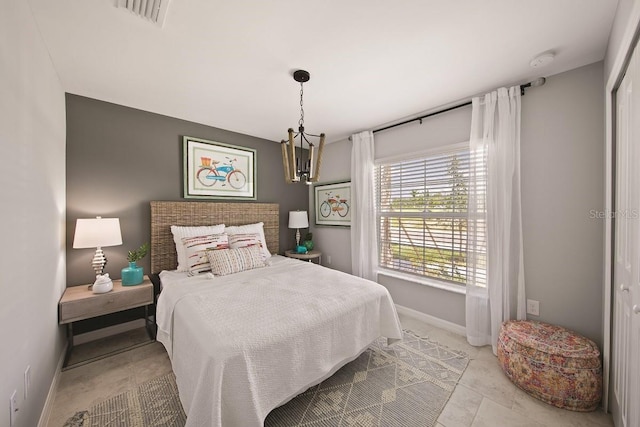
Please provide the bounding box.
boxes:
[288,211,309,229]
[73,217,123,248]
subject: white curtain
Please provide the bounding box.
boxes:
[466,86,526,353]
[351,130,377,281]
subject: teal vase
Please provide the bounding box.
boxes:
[121,261,143,286]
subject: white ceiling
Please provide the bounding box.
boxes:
[28,0,618,143]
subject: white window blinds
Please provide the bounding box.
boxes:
[375,144,486,286]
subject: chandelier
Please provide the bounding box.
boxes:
[281,70,325,184]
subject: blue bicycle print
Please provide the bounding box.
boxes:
[196,156,247,189]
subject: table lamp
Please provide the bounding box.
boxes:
[288,211,309,250]
[73,217,123,277]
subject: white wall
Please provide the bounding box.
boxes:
[0,1,67,426]
[314,62,605,348]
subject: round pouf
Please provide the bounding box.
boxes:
[497,320,602,412]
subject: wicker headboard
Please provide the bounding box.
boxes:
[150,201,279,273]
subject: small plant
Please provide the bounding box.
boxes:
[127,243,149,263]
[302,232,314,251]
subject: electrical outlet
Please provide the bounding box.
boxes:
[24,366,31,399]
[527,299,540,316]
[9,389,17,426]
[327,255,332,264]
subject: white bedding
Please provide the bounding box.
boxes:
[156,255,403,426]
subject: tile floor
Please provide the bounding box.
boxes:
[46,314,614,427]
[398,315,613,427]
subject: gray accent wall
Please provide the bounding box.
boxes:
[313,61,606,348]
[66,94,308,286]
[1,3,67,426]
[520,61,605,348]
[307,140,353,273]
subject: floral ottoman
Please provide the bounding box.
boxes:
[497,320,602,411]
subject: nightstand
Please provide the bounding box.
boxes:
[285,249,322,264]
[58,277,154,368]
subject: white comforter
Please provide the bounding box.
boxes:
[156,255,402,427]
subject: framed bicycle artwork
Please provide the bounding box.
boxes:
[183,136,256,200]
[313,181,351,226]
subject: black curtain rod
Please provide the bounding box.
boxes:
[373,100,471,134]
[371,77,546,135]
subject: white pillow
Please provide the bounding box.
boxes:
[171,224,225,272]
[182,233,229,275]
[207,246,265,276]
[225,222,271,260]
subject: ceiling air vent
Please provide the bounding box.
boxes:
[117,0,171,27]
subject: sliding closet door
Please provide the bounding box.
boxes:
[613,41,640,427]
[630,42,640,427]
[613,62,631,427]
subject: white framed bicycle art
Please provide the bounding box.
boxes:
[313,181,351,227]
[183,136,256,200]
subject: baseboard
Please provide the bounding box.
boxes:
[395,304,466,336]
[74,319,146,345]
[37,343,66,427]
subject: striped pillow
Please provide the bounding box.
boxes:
[181,233,229,275]
[207,246,265,276]
[228,233,264,258]
[225,222,271,260]
[171,224,225,272]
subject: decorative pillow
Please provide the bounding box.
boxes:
[207,246,265,276]
[228,232,262,251]
[225,222,271,260]
[181,233,229,275]
[171,224,225,272]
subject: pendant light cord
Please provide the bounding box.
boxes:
[298,82,305,129]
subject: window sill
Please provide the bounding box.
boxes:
[376,268,467,295]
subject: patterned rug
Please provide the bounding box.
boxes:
[64,330,468,427]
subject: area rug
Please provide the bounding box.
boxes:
[64,330,469,427]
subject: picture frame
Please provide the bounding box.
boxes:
[183,136,256,200]
[313,181,351,226]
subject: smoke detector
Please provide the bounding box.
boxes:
[530,53,555,68]
[117,0,171,27]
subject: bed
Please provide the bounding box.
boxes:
[151,201,403,426]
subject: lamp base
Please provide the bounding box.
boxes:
[92,273,113,294]
[91,247,107,276]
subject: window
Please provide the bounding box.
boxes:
[375,143,486,286]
